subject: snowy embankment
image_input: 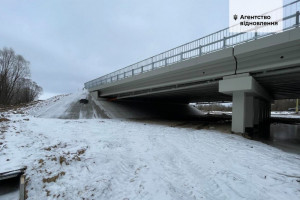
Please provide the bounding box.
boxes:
[0,92,300,199]
[24,90,109,119]
[26,90,88,118]
[271,111,300,119]
[201,111,300,119]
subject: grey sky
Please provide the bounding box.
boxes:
[0,0,229,99]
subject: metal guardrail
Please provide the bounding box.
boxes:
[85,0,300,89]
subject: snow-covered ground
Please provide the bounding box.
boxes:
[200,110,300,119]
[271,111,300,119]
[1,93,300,200]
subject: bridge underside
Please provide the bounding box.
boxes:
[254,67,300,100]
[88,28,300,137]
[98,66,300,103]
[92,67,300,137]
[104,81,231,103]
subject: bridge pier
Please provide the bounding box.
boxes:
[219,73,271,137]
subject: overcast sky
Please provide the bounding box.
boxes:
[0,0,229,99]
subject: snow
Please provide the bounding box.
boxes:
[28,91,87,118]
[1,93,300,199]
[0,190,19,200]
[205,111,232,115]
[271,111,300,119]
[199,111,300,119]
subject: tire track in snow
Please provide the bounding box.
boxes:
[165,137,225,200]
[142,132,223,199]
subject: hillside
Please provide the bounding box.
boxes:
[0,92,299,200]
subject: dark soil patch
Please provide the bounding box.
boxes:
[42,172,65,183]
[0,118,10,122]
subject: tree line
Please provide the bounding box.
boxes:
[196,103,232,112]
[196,99,298,112]
[271,99,298,111]
[0,47,42,105]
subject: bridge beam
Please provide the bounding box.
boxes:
[219,73,272,136]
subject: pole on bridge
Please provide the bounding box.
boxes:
[296,11,299,26]
[151,57,154,70]
[255,29,258,40]
[296,99,299,114]
[223,37,227,49]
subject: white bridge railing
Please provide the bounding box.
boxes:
[85,0,300,89]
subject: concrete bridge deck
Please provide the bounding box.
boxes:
[84,1,300,136]
[87,28,300,102]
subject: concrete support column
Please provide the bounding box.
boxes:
[245,95,254,129]
[253,98,260,126]
[232,91,246,133]
[90,91,101,99]
[219,73,272,136]
[258,99,264,134]
[232,92,254,133]
[259,100,271,138]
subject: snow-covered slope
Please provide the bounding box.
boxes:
[25,90,203,120]
[26,90,108,119]
[29,91,87,118]
[1,113,299,200]
[1,92,300,199]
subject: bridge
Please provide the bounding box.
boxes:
[85,1,300,136]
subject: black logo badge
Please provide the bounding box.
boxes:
[234,14,238,21]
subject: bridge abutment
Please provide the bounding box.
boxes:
[219,73,271,137]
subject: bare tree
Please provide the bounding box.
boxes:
[14,78,42,104]
[0,47,42,105]
[271,99,297,111]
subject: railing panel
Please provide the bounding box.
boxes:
[85,1,300,89]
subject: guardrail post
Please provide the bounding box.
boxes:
[199,46,202,55]
[223,37,226,49]
[165,58,167,66]
[255,29,258,40]
[180,52,183,61]
[296,11,300,26]
[117,75,119,80]
[124,72,126,78]
[132,69,134,76]
[141,66,143,73]
[111,77,113,82]
[20,174,25,200]
[151,57,154,70]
